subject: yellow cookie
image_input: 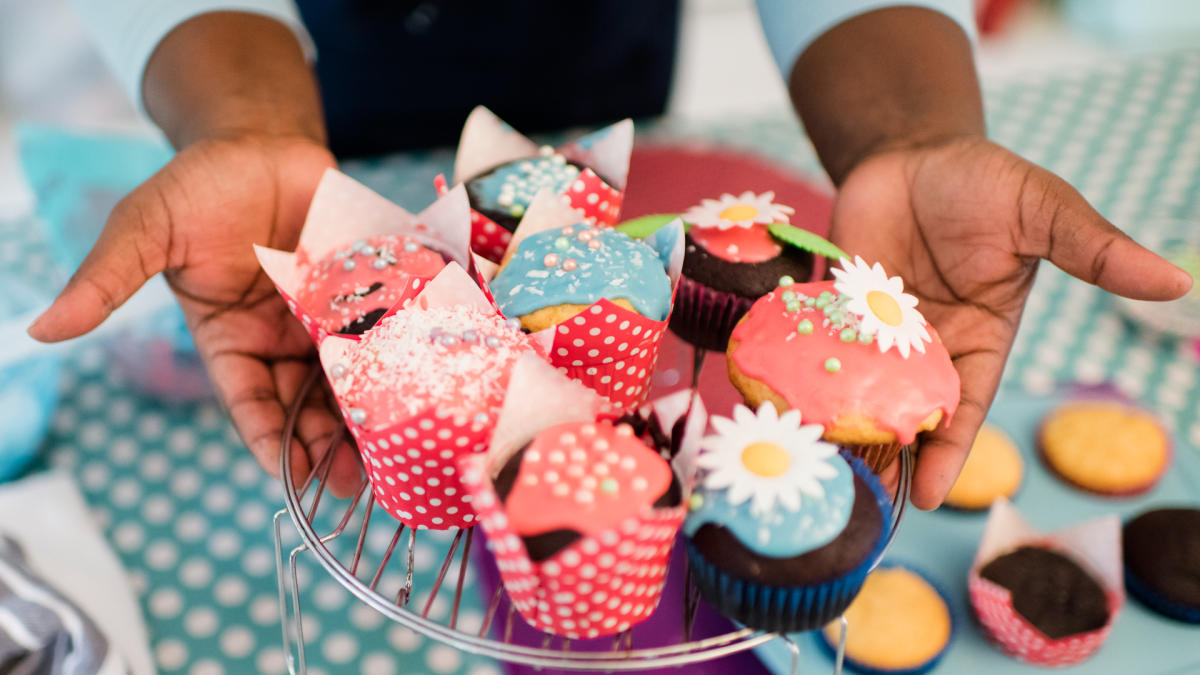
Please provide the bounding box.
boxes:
[944,424,1024,510]
[1039,401,1170,495]
[823,567,952,672]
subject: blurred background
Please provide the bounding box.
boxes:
[2,1,1200,674]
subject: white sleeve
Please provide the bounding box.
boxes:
[67,0,316,113]
[754,0,976,79]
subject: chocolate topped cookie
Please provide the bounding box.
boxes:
[980,546,1109,639]
[1123,507,1200,622]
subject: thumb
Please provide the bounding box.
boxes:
[27,189,169,342]
[1018,165,1192,301]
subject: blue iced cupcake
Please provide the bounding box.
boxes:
[816,562,954,674]
[684,403,890,633]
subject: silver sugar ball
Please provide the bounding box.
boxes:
[330,363,347,379]
[349,408,367,424]
[372,258,388,270]
[461,330,479,343]
[439,335,459,347]
[342,259,357,272]
[404,241,420,253]
[505,317,523,331]
[473,412,489,425]
[485,336,502,349]
[351,239,367,251]
[361,245,376,256]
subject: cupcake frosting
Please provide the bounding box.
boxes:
[729,257,960,444]
[296,234,446,334]
[468,148,582,220]
[681,191,795,264]
[505,421,673,537]
[684,404,854,557]
[491,224,672,321]
[330,304,536,430]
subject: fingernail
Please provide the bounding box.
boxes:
[26,312,50,341]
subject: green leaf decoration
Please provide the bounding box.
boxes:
[616,213,682,238]
[767,223,848,260]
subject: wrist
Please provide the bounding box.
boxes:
[790,6,984,185]
[144,11,326,149]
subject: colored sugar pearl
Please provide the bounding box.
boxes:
[778,275,795,287]
[840,328,857,342]
[797,319,814,335]
[689,493,704,510]
[824,357,841,373]
[554,237,570,250]
[543,253,560,268]
[858,332,874,344]
[562,258,578,271]
[782,290,797,303]
[587,239,602,251]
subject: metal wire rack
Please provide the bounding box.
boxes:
[274,364,913,674]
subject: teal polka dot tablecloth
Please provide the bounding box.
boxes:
[3,49,1200,675]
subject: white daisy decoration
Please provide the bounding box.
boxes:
[697,403,841,516]
[681,191,794,231]
[831,256,932,358]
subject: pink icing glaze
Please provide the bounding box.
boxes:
[729,280,960,444]
[506,421,672,537]
[296,234,447,333]
[689,223,781,263]
[332,304,537,430]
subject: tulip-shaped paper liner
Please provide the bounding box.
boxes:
[459,374,704,638]
[319,263,550,529]
[255,169,476,345]
[488,190,685,411]
[969,498,1124,666]
[434,106,633,261]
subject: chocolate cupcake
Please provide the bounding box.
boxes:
[465,148,591,234]
[670,191,821,351]
[979,546,1110,639]
[684,403,890,632]
[1123,507,1200,623]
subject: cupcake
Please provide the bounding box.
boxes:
[969,499,1123,666]
[943,423,1024,511]
[726,256,960,473]
[320,263,546,529]
[294,234,447,335]
[459,367,697,638]
[487,191,684,411]
[684,403,890,633]
[819,564,953,675]
[1038,400,1170,496]
[490,223,673,332]
[436,106,632,262]
[670,191,821,352]
[256,169,472,345]
[1122,507,1200,623]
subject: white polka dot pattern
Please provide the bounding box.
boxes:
[546,301,667,410]
[459,455,683,638]
[561,168,624,227]
[435,173,512,263]
[969,575,1119,665]
[339,405,491,529]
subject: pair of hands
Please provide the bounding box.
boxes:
[27,131,1190,507]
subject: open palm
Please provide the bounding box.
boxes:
[830,137,1190,509]
[29,134,362,494]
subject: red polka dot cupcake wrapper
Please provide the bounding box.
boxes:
[560,168,623,227]
[968,499,1124,666]
[255,170,475,346]
[541,300,670,411]
[435,173,513,264]
[337,405,492,530]
[459,453,684,638]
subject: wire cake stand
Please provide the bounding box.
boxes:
[273,365,913,674]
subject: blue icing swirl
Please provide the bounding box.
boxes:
[492,225,673,321]
[684,454,855,558]
[470,154,581,215]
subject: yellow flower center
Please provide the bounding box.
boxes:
[740,442,790,478]
[867,290,904,326]
[718,204,759,222]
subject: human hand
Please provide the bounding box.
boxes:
[830,136,1192,509]
[27,133,364,495]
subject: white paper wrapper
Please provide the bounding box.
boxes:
[969,498,1124,666]
[255,169,475,344]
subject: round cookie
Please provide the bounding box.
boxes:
[684,403,889,632]
[821,565,952,674]
[1038,401,1170,495]
[490,223,672,332]
[727,257,960,472]
[1123,507,1200,622]
[944,424,1024,511]
[669,191,814,352]
[296,234,447,335]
